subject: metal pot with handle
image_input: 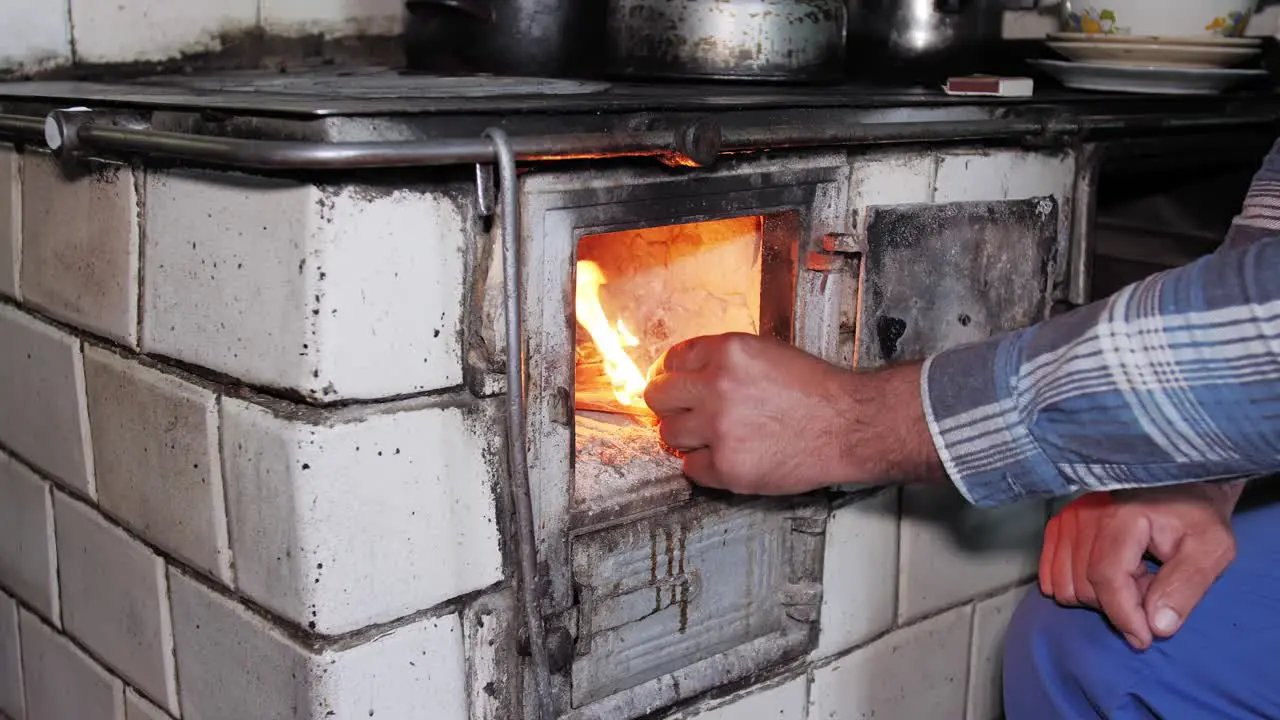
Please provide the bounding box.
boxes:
[605,0,848,82]
[404,0,606,78]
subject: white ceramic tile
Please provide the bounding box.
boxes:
[69,0,257,63]
[810,604,973,720]
[169,570,468,720]
[679,676,808,720]
[20,609,125,720]
[0,0,72,71]
[261,0,405,36]
[221,396,503,634]
[126,687,172,720]
[849,151,935,234]
[20,154,139,346]
[463,588,520,720]
[0,147,19,300]
[54,493,177,714]
[0,452,59,625]
[968,584,1032,720]
[84,347,232,584]
[143,171,468,402]
[0,304,94,496]
[815,489,899,658]
[168,569,309,720]
[898,486,1042,623]
[325,610,468,719]
[0,592,22,720]
[934,150,1073,205]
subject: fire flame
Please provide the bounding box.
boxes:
[575,260,649,407]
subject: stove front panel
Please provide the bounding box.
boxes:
[518,153,851,718]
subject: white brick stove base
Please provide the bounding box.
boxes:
[0,139,503,715]
[0,141,1051,719]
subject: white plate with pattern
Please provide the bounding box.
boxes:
[1030,59,1268,94]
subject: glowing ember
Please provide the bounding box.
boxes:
[575,260,649,408]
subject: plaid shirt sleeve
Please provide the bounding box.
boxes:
[922,141,1280,508]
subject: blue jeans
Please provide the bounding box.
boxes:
[1003,499,1280,719]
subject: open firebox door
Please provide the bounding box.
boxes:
[517,159,852,719]
[573,215,797,521]
[569,214,826,713]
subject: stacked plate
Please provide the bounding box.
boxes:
[1031,32,1268,94]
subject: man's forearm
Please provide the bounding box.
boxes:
[925,237,1280,507]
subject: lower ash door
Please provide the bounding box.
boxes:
[566,497,826,718]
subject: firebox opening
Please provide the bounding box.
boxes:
[572,212,798,519]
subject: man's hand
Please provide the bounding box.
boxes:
[643,333,944,495]
[1040,482,1244,650]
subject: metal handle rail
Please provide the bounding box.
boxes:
[23,109,1056,170]
[0,110,1025,169]
[6,109,1280,171]
[0,114,42,141]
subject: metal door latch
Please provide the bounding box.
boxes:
[806,232,867,273]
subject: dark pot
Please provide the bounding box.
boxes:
[404,0,606,78]
[606,0,847,82]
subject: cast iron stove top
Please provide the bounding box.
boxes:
[1,66,1272,118]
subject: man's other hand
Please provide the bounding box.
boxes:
[1040,483,1243,651]
[642,333,943,495]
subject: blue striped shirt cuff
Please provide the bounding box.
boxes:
[922,342,1071,507]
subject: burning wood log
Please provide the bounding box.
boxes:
[572,216,765,428]
[575,391,656,423]
[575,360,657,422]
